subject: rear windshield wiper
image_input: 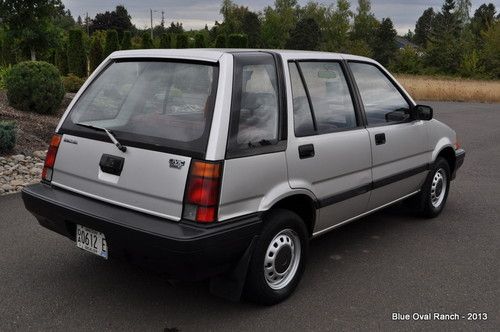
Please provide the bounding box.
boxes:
[75,123,127,152]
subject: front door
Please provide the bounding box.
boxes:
[348,62,430,210]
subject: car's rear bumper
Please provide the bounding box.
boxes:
[452,148,465,179]
[22,183,262,280]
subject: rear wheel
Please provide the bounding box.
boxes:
[415,157,451,218]
[244,209,309,305]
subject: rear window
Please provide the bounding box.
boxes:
[61,59,219,157]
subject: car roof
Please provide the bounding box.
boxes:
[110,49,375,63]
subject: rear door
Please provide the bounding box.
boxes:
[52,59,220,220]
[285,60,372,234]
[348,61,430,210]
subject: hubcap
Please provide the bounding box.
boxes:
[264,229,301,290]
[430,168,447,208]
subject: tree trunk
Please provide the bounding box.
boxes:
[30,48,36,61]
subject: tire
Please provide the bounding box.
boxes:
[244,209,309,305]
[415,157,451,218]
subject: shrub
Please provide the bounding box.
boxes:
[141,32,153,49]
[159,33,171,48]
[68,29,87,77]
[89,36,104,72]
[104,30,120,57]
[5,61,65,115]
[121,31,132,50]
[389,46,423,75]
[63,74,85,93]
[215,35,226,48]
[228,34,248,48]
[0,66,9,90]
[0,121,16,154]
[194,33,206,48]
[176,34,189,48]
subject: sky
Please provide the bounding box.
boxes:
[62,0,500,35]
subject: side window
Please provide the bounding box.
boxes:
[227,53,280,153]
[349,62,410,125]
[288,63,315,137]
[298,62,357,133]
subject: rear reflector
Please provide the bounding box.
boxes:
[42,134,62,182]
[183,160,223,223]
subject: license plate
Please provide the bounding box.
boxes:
[76,225,108,259]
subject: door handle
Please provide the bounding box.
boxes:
[298,144,315,159]
[375,133,386,145]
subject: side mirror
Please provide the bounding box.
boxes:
[412,104,433,121]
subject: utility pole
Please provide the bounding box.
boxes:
[150,9,153,39]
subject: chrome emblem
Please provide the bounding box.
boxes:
[169,159,185,169]
[63,138,78,145]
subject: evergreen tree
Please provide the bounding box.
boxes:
[141,32,153,49]
[121,31,132,50]
[227,34,248,48]
[470,4,497,40]
[176,34,189,48]
[285,18,321,50]
[215,35,226,48]
[372,18,397,66]
[67,29,87,77]
[54,43,68,76]
[351,0,379,47]
[323,0,353,52]
[414,8,436,48]
[456,0,472,27]
[104,30,119,57]
[89,36,103,72]
[194,33,206,48]
[426,0,462,73]
[159,34,171,48]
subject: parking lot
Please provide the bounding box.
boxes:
[0,101,498,331]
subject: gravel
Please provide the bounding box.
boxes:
[0,151,46,195]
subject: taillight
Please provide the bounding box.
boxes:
[183,160,223,223]
[41,134,62,182]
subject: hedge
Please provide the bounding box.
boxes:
[104,30,120,57]
[141,32,153,49]
[121,31,132,50]
[194,33,205,48]
[159,33,171,48]
[63,74,85,93]
[215,35,226,48]
[89,36,104,72]
[176,34,189,48]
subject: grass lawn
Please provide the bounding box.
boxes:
[395,74,500,103]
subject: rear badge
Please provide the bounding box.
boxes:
[169,159,185,169]
[63,138,78,145]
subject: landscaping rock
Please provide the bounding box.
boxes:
[33,150,47,160]
[0,154,44,195]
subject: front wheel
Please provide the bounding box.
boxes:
[244,209,309,305]
[415,157,451,218]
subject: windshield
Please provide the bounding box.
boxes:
[61,59,219,157]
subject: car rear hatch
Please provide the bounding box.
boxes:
[52,58,219,221]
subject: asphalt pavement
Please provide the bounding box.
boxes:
[0,101,498,331]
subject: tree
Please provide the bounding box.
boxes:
[176,33,189,48]
[141,32,153,49]
[121,31,132,50]
[389,46,423,74]
[481,21,500,78]
[285,18,321,50]
[194,33,206,48]
[471,4,497,40]
[89,36,103,72]
[456,0,472,27]
[90,5,133,39]
[54,43,68,75]
[166,22,184,34]
[351,0,379,47]
[159,34,171,48]
[215,35,226,48]
[104,30,119,57]
[67,29,87,77]
[372,18,398,66]
[323,0,353,52]
[261,0,298,48]
[241,11,261,48]
[414,8,436,48]
[227,34,248,48]
[0,0,64,60]
[426,0,462,73]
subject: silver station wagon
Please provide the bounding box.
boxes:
[22,49,465,305]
